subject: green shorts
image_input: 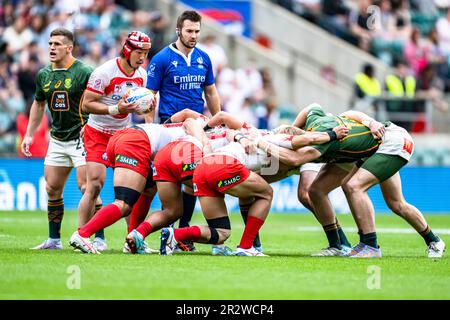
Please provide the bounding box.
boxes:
[359,153,408,182]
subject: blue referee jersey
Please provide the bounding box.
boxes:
[146,43,215,120]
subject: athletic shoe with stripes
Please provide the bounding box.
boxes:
[69,231,99,254]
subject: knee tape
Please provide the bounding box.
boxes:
[207,227,219,244]
[114,186,141,207]
[206,216,231,230]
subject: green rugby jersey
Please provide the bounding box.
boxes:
[35,59,93,141]
[304,106,382,163]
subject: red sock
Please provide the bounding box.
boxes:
[174,226,201,242]
[239,216,265,249]
[128,194,151,233]
[135,221,153,239]
[78,204,122,238]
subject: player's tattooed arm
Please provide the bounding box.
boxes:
[340,110,385,139]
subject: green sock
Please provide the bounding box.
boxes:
[48,198,64,239]
[360,232,378,248]
[420,226,440,245]
[323,223,341,249]
[336,219,351,247]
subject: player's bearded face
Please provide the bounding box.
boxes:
[130,49,150,69]
[179,21,201,49]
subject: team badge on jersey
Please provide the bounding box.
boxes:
[197,57,203,69]
[64,78,72,89]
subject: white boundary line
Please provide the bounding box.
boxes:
[297,226,450,235]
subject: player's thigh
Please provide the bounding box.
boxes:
[44,165,72,192]
[225,172,272,200]
[156,181,183,213]
[198,196,228,220]
[311,163,353,194]
[344,167,379,192]
[113,167,146,192]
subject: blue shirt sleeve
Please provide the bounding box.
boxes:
[146,53,165,92]
[204,54,215,86]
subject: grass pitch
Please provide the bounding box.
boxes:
[0,210,449,300]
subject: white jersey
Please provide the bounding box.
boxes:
[135,123,186,157]
[86,58,147,134]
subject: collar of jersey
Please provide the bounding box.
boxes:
[169,43,194,66]
[52,58,76,71]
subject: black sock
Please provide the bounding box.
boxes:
[48,198,64,239]
[336,219,351,247]
[323,223,341,249]
[419,226,440,245]
[94,204,105,239]
[179,192,196,228]
[240,203,261,248]
[360,232,378,248]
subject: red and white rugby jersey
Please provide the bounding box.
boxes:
[86,58,147,133]
[135,123,186,157]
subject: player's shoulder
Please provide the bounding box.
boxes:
[92,58,118,73]
[72,59,94,74]
[193,47,212,62]
[36,64,52,79]
[151,46,172,62]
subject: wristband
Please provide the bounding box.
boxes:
[108,104,119,115]
[203,123,212,131]
[326,130,337,141]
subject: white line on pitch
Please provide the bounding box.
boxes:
[297,226,450,235]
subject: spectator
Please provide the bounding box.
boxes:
[436,7,450,56]
[425,28,450,91]
[235,58,264,103]
[1,15,33,55]
[404,28,429,76]
[319,0,351,40]
[349,0,375,51]
[197,34,228,76]
[416,64,449,112]
[147,11,170,61]
[354,63,382,99]
[385,58,416,98]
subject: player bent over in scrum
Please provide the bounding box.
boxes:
[126,135,205,254]
[160,137,273,257]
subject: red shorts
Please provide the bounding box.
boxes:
[84,125,113,165]
[105,128,152,178]
[193,155,250,197]
[153,141,203,184]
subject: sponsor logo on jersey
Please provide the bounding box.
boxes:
[182,163,197,172]
[50,91,70,111]
[102,153,108,161]
[115,154,138,167]
[64,78,72,89]
[217,175,241,188]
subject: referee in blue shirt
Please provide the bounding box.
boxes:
[146,10,221,251]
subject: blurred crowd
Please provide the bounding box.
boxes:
[274,0,450,131]
[0,0,281,156]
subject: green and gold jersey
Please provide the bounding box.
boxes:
[305,106,382,163]
[35,59,93,141]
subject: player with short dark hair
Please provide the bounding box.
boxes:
[22,28,93,250]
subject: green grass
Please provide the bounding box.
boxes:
[0,210,449,299]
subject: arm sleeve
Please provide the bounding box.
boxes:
[204,54,215,86]
[146,55,164,91]
[34,70,46,102]
[86,67,107,95]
